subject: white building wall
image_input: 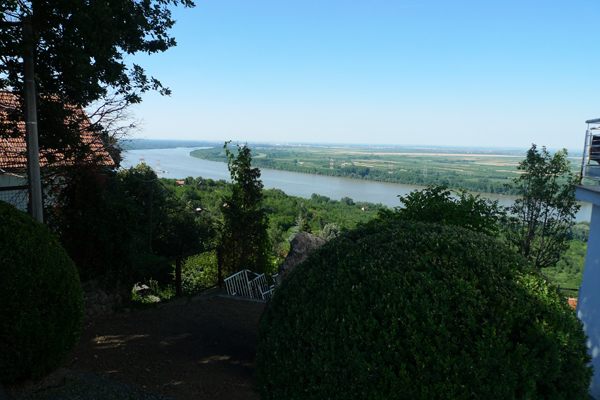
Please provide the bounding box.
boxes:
[0,174,28,212]
[575,186,600,399]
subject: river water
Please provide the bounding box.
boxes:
[121,147,592,222]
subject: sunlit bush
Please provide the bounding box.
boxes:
[256,220,592,400]
[179,251,219,293]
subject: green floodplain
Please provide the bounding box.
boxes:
[188,142,582,195]
[128,140,587,295]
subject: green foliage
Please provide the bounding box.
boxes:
[179,251,220,294]
[160,177,380,267]
[504,145,580,269]
[570,221,590,242]
[0,0,194,165]
[542,240,586,297]
[129,279,176,307]
[256,220,592,400]
[311,193,331,203]
[340,196,355,206]
[300,217,311,233]
[320,222,340,241]
[48,164,142,282]
[378,185,504,236]
[0,201,84,383]
[118,163,214,258]
[219,142,270,275]
[49,163,214,284]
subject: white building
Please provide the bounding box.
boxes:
[575,118,600,399]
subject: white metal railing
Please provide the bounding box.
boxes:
[581,118,600,183]
[250,273,271,299]
[224,269,274,300]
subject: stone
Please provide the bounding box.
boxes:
[86,292,99,302]
[133,283,150,294]
[98,291,109,305]
[80,279,99,292]
[260,232,327,325]
[133,283,150,291]
[276,232,326,288]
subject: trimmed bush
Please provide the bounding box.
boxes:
[256,220,592,400]
[0,201,84,383]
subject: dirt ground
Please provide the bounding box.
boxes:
[61,293,266,400]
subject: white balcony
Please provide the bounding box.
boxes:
[580,118,600,183]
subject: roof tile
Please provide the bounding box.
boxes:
[0,91,114,171]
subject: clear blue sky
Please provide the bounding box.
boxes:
[126,0,600,150]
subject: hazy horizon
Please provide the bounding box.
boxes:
[128,138,585,156]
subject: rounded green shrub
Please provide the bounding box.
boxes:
[256,220,592,400]
[0,201,84,383]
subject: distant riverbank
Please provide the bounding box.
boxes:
[189,145,544,196]
[121,147,592,222]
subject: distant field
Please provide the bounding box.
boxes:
[191,144,581,195]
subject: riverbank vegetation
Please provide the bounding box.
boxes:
[190,144,580,195]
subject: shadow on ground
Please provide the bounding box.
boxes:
[5,292,266,400]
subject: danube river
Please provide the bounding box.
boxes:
[121,147,592,222]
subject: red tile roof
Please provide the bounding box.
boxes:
[0,91,114,171]
[567,297,578,310]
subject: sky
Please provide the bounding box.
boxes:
[125,0,600,151]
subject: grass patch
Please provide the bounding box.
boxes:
[542,240,586,298]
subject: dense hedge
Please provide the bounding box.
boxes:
[0,202,84,383]
[255,220,592,400]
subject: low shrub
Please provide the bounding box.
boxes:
[0,202,84,383]
[255,220,592,400]
[178,251,219,294]
[376,185,504,236]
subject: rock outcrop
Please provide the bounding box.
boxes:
[275,232,327,288]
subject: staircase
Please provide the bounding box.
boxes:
[224,270,277,300]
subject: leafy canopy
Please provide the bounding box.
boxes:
[48,162,214,283]
[256,220,592,399]
[0,0,194,163]
[377,184,505,237]
[503,144,580,269]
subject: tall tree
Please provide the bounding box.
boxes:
[219,142,270,275]
[0,0,194,163]
[504,144,580,269]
